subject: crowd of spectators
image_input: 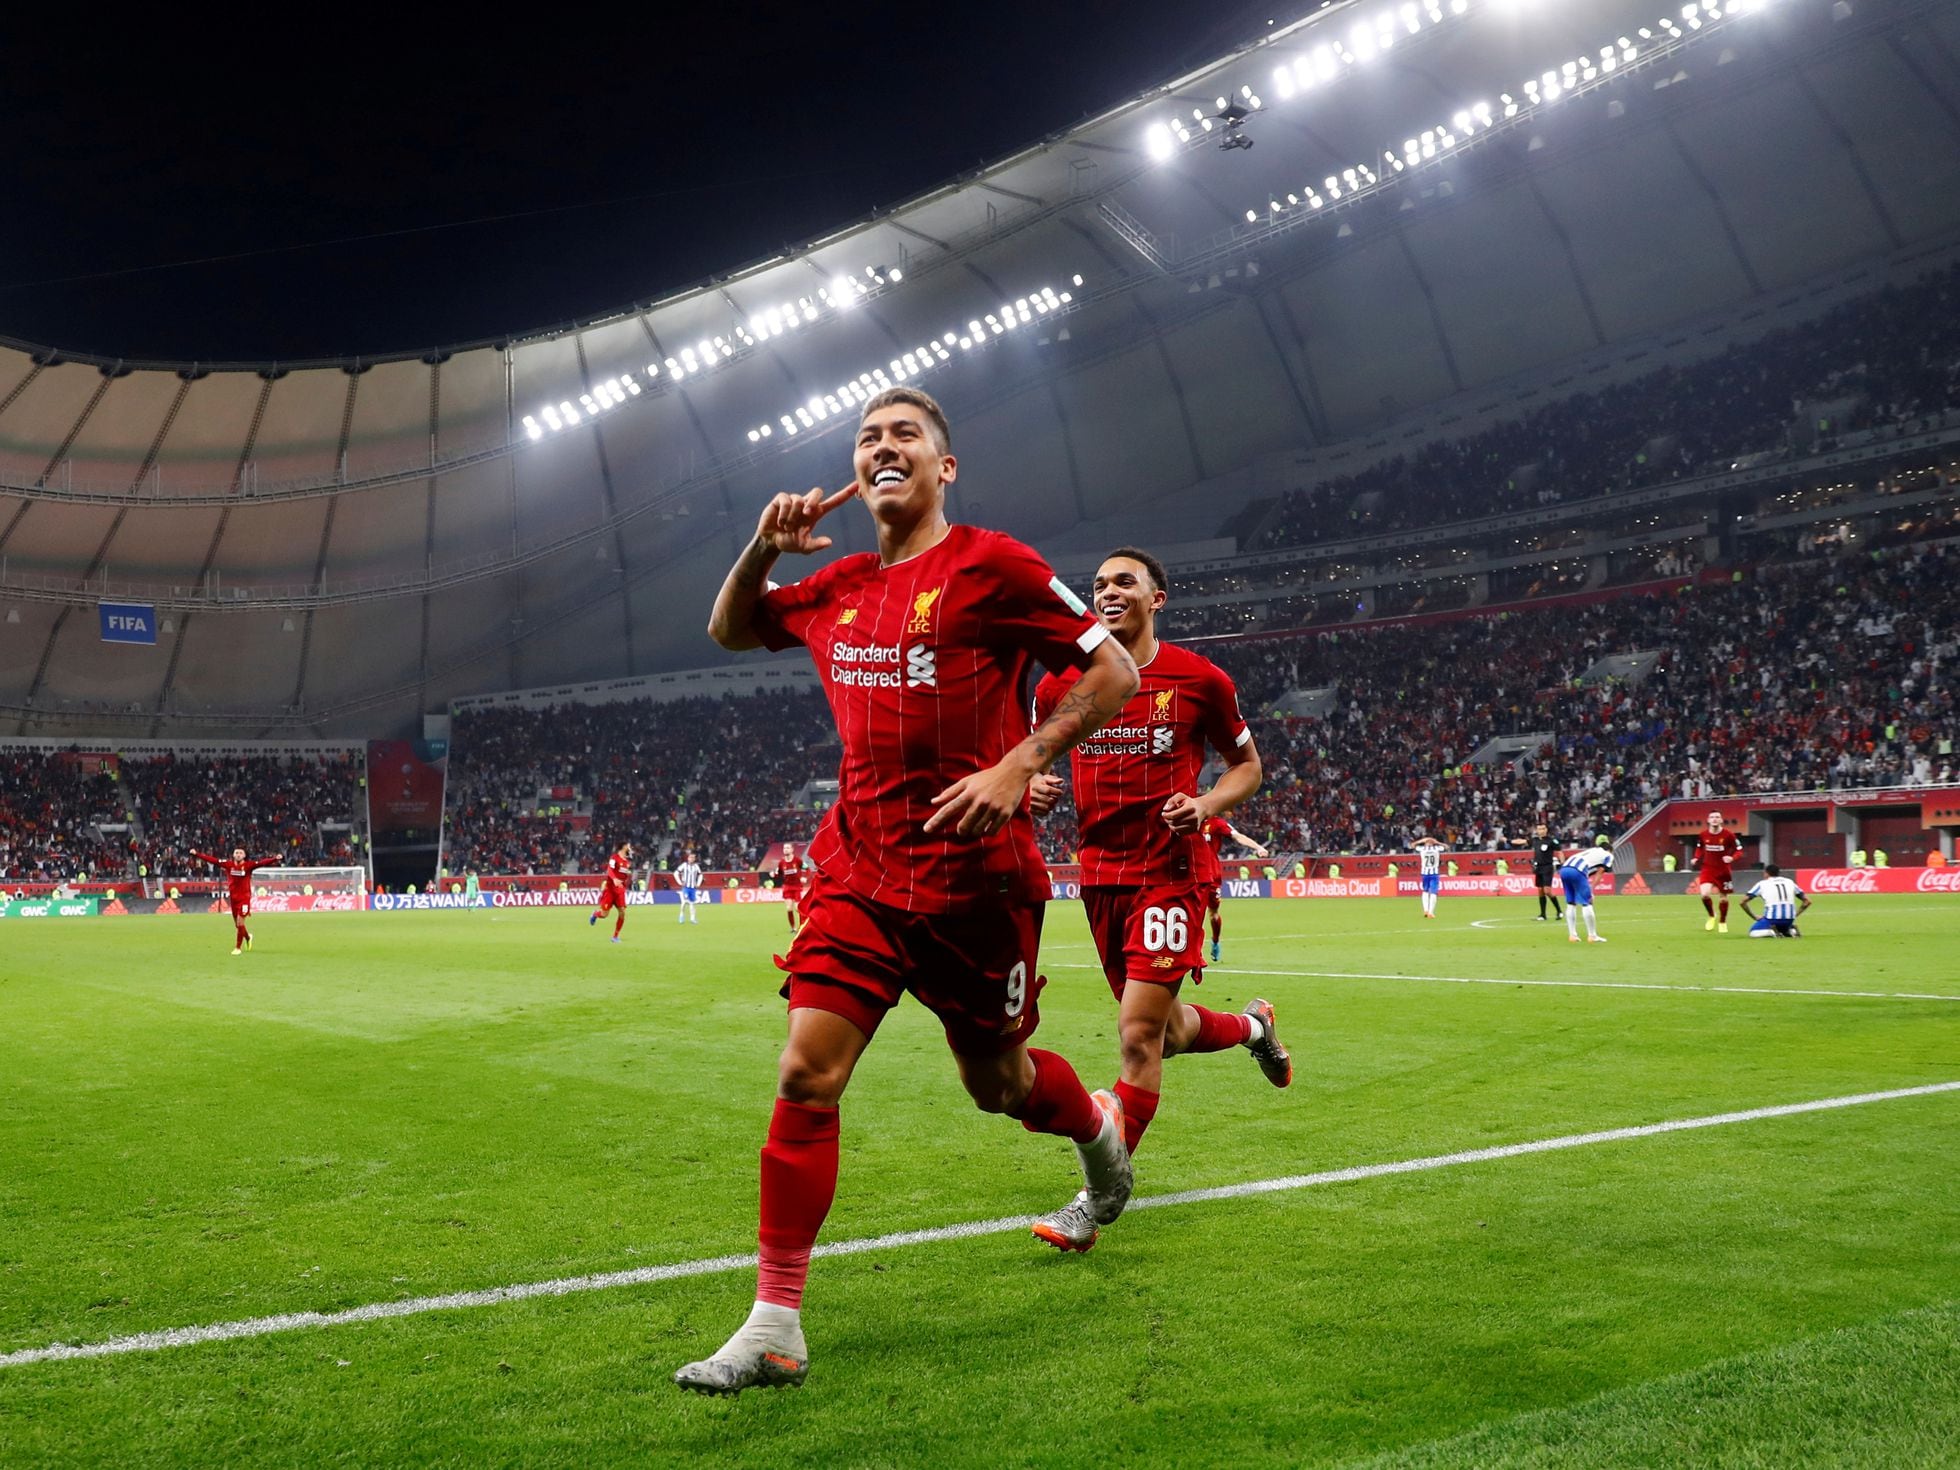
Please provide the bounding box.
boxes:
[441,691,833,876]
[0,751,360,884]
[1254,264,1960,550]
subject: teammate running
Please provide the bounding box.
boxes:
[1742,864,1810,937]
[1026,546,1289,1253]
[189,846,281,955]
[675,849,703,925]
[1558,842,1614,943]
[773,842,806,932]
[1200,814,1269,962]
[679,386,1141,1395]
[1413,834,1447,919]
[1525,823,1563,922]
[589,842,635,942]
[1689,811,1743,933]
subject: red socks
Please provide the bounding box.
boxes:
[756,1099,840,1309]
[235,923,247,947]
[614,912,625,937]
[1718,899,1730,922]
[1009,1049,1102,1144]
[1113,1080,1159,1153]
[1186,1006,1252,1053]
[1701,896,1715,915]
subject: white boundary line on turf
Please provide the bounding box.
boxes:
[4,1080,1955,1370]
[1049,960,1960,1003]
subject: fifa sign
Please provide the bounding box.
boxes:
[99,603,157,645]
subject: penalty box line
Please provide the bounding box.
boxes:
[3,1081,1954,1371]
[1048,960,1960,1004]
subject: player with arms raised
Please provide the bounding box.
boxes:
[1412,834,1447,919]
[188,845,281,955]
[773,842,806,932]
[588,841,636,942]
[1027,547,1290,1253]
[678,387,1141,1395]
[1689,811,1742,933]
[1200,814,1268,962]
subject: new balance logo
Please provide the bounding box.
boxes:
[905,643,938,688]
[1151,726,1174,755]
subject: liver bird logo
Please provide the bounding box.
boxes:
[909,586,943,633]
[1152,689,1176,721]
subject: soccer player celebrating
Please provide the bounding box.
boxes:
[1742,864,1811,937]
[1412,834,1447,919]
[675,849,704,925]
[773,841,805,932]
[1026,547,1290,1254]
[678,386,1141,1395]
[589,842,635,942]
[1200,814,1269,963]
[188,845,281,955]
[1526,822,1563,922]
[1558,842,1614,943]
[1689,811,1743,933]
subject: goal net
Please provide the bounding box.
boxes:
[153,865,368,911]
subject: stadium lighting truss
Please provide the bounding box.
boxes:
[743,278,1085,445]
[1170,0,1777,265]
[518,260,907,443]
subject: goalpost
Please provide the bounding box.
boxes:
[151,866,368,911]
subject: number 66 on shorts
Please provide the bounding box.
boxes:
[1082,882,1211,998]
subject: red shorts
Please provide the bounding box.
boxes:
[1200,882,1221,914]
[779,871,1045,1057]
[598,882,627,913]
[230,896,251,919]
[782,883,804,904]
[1082,883,1208,999]
[1696,872,1734,895]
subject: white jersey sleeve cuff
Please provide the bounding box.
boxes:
[1075,623,1112,655]
[1234,726,1253,747]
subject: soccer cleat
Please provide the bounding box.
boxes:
[1075,1090,1133,1227]
[1535,915,1547,922]
[1244,997,1292,1088]
[1704,916,1716,932]
[610,935,622,943]
[589,912,599,927]
[674,1319,810,1396]
[1568,934,1581,943]
[1032,1190,1101,1253]
[244,935,252,951]
[1718,922,1728,934]
[1589,935,1608,944]
[231,948,242,956]
[1210,939,1221,963]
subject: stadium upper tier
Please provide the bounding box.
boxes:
[2,0,1957,738]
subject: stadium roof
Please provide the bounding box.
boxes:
[2,0,1957,737]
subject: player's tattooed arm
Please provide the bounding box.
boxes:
[926,639,1138,838]
[708,484,858,650]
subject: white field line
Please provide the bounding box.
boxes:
[1049,960,1960,1004]
[4,1081,1954,1370]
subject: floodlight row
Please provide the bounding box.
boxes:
[743,278,1086,445]
[1234,0,1762,229]
[518,260,906,441]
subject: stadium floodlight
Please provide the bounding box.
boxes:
[1146,122,1176,161]
[523,416,544,441]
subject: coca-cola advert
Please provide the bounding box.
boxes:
[1796,867,1960,895]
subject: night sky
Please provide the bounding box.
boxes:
[5,4,1288,363]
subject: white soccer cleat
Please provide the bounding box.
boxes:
[1031,1189,1101,1253]
[674,1316,810,1396]
[1588,935,1608,944]
[1718,922,1728,934]
[231,948,242,956]
[1075,1089,1133,1227]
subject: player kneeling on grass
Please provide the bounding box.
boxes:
[1558,842,1613,944]
[1028,547,1291,1254]
[681,387,1141,1395]
[1742,864,1810,937]
[190,846,280,955]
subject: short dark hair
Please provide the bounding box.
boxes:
[1104,545,1169,595]
[860,387,950,453]
[1763,863,1780,877]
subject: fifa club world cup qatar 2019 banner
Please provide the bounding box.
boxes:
[1796,867,1960,895]
[368,739,449,892]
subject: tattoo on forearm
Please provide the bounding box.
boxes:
[1031,683,1123,762]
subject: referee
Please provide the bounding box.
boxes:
[1528,822,1563,922]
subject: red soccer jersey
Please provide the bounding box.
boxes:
[1690,830,1741,876]
[1033,641,1250,888]
[774,857,805,893]
[752,523,1108,914]
[1198,816,1236,885]
[604,850,632,889]
[192,852,278,905]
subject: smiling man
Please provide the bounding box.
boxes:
[1027,547,1290,1254]
[682,387,1140,1395]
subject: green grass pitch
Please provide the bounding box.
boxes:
[1,894,1956,1467]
